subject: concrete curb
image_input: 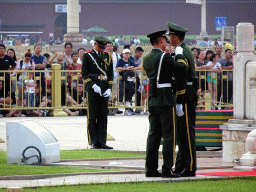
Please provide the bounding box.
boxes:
[0,170,145,181]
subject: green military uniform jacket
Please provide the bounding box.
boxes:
[142,48,187,107]
[82,49,113,92]
[178,42,198,102]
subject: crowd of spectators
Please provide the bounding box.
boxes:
[0,35,239,117]
[0,43,85,117]
[0,38,147,118]
[193,41,235,109]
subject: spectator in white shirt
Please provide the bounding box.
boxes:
[77,48,85,64]
[82,38,87,45]
[63,42,73,66]
[90,37,95,46]
[115,36,119,47]
[134,36,140,46]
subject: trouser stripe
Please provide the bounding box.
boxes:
[87,92,91,145]
[172,107,176,166]
[185,103,193,172]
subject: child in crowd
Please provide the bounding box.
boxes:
[37,84,52,116]
[24,70,42,116]
[24,70,36,107]
[206,54,222,105]
[63,80,86,116]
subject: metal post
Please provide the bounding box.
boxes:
[49,64,68,117]
[204,92,211,110]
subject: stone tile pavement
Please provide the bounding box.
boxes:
[0,115,150,151]
[0,173,222,189]
[0,115,245,189]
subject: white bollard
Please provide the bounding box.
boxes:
[233,129,256,171]
[246,129,256,154]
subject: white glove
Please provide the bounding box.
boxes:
[176,104,184,117]
[175,46,183,55]
[103,89,112,98]
[92,84,102,96]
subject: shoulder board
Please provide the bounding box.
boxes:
[103,51,109,54]
[86,51,92,53]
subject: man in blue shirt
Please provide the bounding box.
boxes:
[218,49,233,106]
[131,47,145,115]
[31,44,47,96]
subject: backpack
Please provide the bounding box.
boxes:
[17,60,32,80]
[123,70,135,82]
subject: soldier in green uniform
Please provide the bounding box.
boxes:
[82,36,114,149]
[143,30,187,178]
[167,22,198,177]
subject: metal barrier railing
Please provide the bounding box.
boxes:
[196,68,233,110]
[0,65,233,116]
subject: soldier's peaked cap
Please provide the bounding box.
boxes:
[167,22,188,35]
[147,30,167,40]
[95,36,110,47]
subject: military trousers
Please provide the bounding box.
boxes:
[87,89,108,146]
[146,106,176,174]
[175,100,197,173]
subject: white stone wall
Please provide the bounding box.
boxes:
[233,23,256,119]
[221,120,256,162]
[246,61,256,120]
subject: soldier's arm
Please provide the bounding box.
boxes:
[175,64,187,104]
[171,54,187,104]
[107,53,114,90]
[142,57,148,77]
[175,53,189,70]
[82,53,94,89]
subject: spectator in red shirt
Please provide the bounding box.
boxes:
[66,52,82,93]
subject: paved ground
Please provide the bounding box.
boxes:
[1,174,223,189]
[0,115,249,189]
[0,115,150,151]
[51,157,235,171]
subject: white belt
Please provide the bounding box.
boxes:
[157,83,172,88]
[187,82,193,85]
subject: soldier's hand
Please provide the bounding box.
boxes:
[103,89,112,98]
[176,104,184,117]
[175,46,183,55]
[92,84,102,96]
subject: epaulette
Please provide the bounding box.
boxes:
[87,51,92,53]
[103,51,109,54]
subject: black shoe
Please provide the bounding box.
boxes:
[179,168,196,177]
[128,108,134,115]
[173,169,183,174]
[98,144,113,150]
[162,172,180,178]
[91,144,99,149]
[145,170,162,177]
[116,110,123,114]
